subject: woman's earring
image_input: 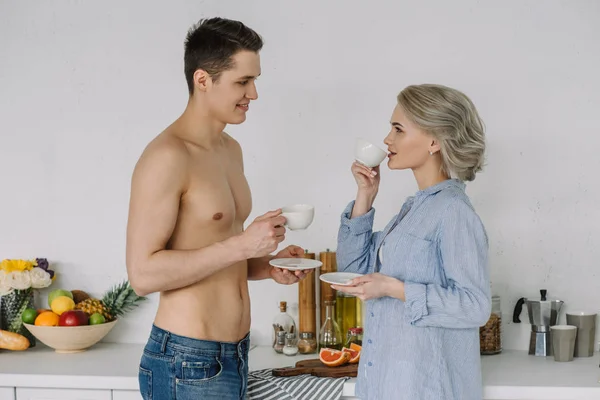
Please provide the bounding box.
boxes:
[429,151,433,156]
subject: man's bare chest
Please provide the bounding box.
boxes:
[181,161,252,228]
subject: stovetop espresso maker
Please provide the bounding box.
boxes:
[512,289,564,356]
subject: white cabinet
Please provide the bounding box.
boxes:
[16,388,110,400]
[0,388,15,400]
[112,391,142,400]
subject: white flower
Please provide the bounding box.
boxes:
[30,267,52,289]
[0,271,14,296]
[9,270,32,290]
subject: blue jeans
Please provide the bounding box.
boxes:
[139,324,249,399]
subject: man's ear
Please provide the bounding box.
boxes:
[192,69,212,93]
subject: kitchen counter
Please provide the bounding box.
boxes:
[1,343,600,399]
[0,343,143,391]
[480,350,600,399]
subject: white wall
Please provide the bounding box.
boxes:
[1,0,599,349]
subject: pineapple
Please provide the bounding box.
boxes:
[75,280,146,321]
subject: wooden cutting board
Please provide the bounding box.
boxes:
[272,358,358,378]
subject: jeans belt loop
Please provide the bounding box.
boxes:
[161,331,170,354]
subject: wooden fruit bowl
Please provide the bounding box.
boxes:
[23,319,117,353]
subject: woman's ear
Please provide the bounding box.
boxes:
[429,139,441,155]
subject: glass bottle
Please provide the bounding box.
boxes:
[336,291,358,341]
[356,297,364,328]
[319,299,343,350]
[272,301,297,349]
[480,295,502,355]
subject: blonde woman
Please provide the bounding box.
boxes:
[333,84,491,400]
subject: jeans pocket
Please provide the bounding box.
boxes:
[175,355,242,399]
[179,356,223,383]
[138,366,153,400]
[176,376,238,400]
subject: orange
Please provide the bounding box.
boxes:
[34,311,60,326]
[349,342,362,352]
[319,348,350,367]
[342,347,361,364]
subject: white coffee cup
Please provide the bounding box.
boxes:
[281,204,314,230]
[355,138,387,167]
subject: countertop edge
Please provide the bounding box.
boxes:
[484,385,600,400]
[4,378,600,399]
[0,374,138,391]
[2,344,600,400]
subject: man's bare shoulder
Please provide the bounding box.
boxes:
[132,131,191,185]
[222,132,243,163]
[137,132,189,168]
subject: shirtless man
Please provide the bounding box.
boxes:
[125,18,308,400]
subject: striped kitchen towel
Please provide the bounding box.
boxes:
[247,369,349,400]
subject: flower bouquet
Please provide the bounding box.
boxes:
[0,258,55,346]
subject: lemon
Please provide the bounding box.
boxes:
[48,289,73,307]
[51,295,75,315]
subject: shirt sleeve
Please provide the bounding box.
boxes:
[404,199,491,329]
[336,200,381,275]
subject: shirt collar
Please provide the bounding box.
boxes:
[415,178,465,197]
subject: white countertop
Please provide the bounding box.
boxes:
[1,343,600,399]
[480,350,600,399]
[0,342,143,391]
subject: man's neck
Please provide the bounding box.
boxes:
[176,96,227,149]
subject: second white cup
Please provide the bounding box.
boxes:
[281,204,314,230]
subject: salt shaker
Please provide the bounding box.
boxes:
[283,333,299,356]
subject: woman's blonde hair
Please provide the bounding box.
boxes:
[397,84,486,181]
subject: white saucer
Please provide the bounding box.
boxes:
[319,272,363,286]
[269,258,322,271]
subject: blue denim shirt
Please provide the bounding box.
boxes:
[337,179,491,400]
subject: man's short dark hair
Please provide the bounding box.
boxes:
[184,17,263,95]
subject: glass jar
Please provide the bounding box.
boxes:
[480,295,502,355]
[272,301,297,349]
[346,327,363,347]
[298,332,318,354]
[283,333,299,356]
[274,330,286,354]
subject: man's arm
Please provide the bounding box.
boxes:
[247,245,308,282]
[125,140,284,296]
[227,134,272,282]
[247,255,274,280]
[226,134,305,283]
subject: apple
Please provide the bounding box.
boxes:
[58,310,89,327]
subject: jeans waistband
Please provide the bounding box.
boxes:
[149,324,250,357]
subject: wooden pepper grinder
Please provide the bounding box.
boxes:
[298,250,317,336]
[319,249,337,326]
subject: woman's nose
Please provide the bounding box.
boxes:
[383,132,393,145]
